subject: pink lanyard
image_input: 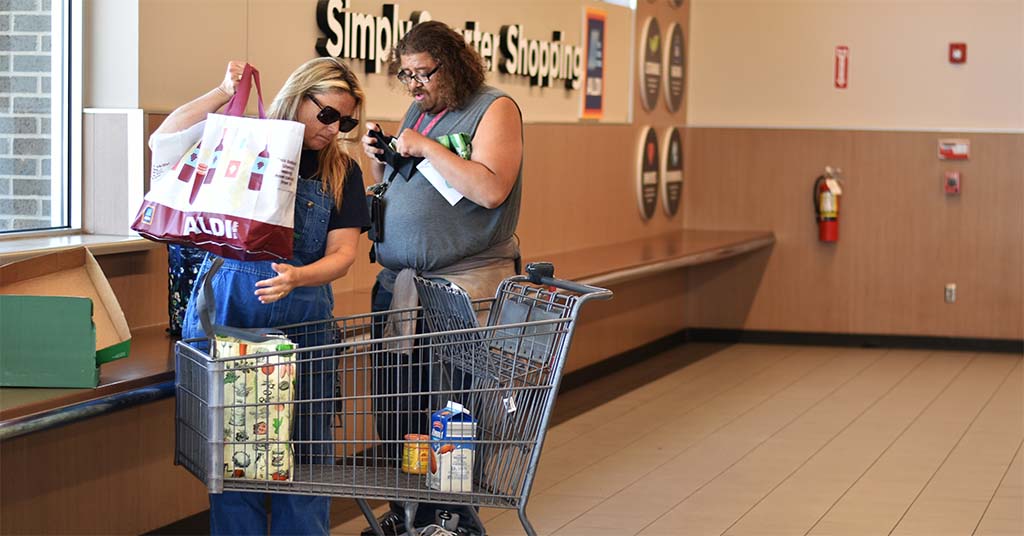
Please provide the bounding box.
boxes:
[412,108,448,136]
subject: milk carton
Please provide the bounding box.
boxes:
[427,401,477,492]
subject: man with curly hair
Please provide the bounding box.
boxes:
[360,20,524,536]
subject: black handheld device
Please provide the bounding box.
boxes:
[367,127,393,163]
[369,126,423,182]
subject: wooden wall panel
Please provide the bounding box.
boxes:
[0,399,208,535]
[136,399,213,530]
[564,270,688,374]
[98,247,169,331]
[684,128,1023,340]
[683,246,773,329]
[521,123,689,258]
[1,407,137,535]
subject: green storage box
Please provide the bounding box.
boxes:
[0,247,132,388]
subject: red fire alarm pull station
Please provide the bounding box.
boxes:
[944,171,961,195]
[949,43,967,64]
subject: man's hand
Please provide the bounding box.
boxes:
[361,121,386,161]
[393,128,434,158]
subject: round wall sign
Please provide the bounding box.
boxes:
[664,23,685,113]
[636,126,660,220]
[661,127,684,217]
[638,17,662,112]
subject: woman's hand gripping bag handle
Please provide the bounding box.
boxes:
[224,63,266,119]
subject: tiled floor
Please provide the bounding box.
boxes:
[330,344,1023,536]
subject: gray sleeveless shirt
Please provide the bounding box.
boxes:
[375,86,523,272]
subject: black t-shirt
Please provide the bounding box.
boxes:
[299,149,370,232]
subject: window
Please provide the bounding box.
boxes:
[0,0,78,233]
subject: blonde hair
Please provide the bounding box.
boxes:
[267,57,365,207]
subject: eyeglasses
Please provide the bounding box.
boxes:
[396,64,442,85]
[306,94,358,132]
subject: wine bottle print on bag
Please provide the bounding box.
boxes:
[204,129,227,184]
[189,129,226,204]
[177,141,201,182]
[248,144,270,191]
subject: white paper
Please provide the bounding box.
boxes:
[417,159,464,206]
[502,396,517,414]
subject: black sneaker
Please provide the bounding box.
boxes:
[360,511,408,536]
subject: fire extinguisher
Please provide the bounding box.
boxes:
[813,168,842,242]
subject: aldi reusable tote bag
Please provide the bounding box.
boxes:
[133,64,305,261]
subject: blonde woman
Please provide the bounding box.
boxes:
[154,57,370,535]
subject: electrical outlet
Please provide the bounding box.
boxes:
[945,283,957,304]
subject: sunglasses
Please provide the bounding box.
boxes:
[306,94,358,132]
[396,63,442,85]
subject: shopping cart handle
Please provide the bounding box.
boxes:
[526,262,555,283]
[524,262,612,298]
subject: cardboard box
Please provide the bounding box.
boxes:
[427,401,477,493]
[0,247,131,388]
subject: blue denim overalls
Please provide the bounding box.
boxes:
[182,177,338,536]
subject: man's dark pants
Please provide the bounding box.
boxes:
[371,281,479,530]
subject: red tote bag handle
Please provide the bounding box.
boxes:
[224,63,266,118]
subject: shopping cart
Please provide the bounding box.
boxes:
[174,262,612,535]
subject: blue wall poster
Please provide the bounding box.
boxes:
[582,8,606,119]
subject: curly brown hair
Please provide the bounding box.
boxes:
[388,21,486,110]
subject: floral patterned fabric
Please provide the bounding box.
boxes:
[216,334,297,482]
[167,243,207,337]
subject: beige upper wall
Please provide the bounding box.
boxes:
[687,0,1024,130]
[84,0,139,108]
[137,0,635,123]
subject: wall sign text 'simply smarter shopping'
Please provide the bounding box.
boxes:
[315,0,586,90]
